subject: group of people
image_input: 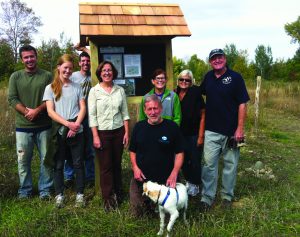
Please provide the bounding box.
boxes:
[8,45,130,210]
[129,48,249,215]
[8,44,249,214]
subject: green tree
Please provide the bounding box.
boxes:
[254,45,273,79]
[37,39,61,73]
[0,39,15,82]
[173,56,186,79]
[37,33,79,73]
[270,59,290,80]
[58,33,79,71]
[186,54,208,85]
[232,50,255,80]
[0,0,42,62]
[284,17,300,81]
[284,16,300,45]
[223,44,239,69]
[285,49,300,81]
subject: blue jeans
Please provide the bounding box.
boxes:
[16,129,53,197]
[201,130,240,205]
[64,117,95,181]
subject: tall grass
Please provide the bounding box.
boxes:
[246,80,300,135]
[0,81,300,236]
[0,87,15,147]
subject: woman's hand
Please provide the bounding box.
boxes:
[123,132,129,148]
[93,135,102,149]
[67,121,80,133]
[67,129,77,138]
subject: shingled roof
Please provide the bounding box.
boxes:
[79,2,191,43]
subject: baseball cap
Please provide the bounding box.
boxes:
[209,49,225,59]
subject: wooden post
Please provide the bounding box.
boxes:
[165,39,174,89]
[89,39,101,196]
[89,39,99,86]
[254,76,261,133]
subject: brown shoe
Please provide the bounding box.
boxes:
[221,199,232,209]
[103,198,118,212]
[199,201,211,212]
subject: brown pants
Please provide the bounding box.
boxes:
[129,178,156,217]
[96,126,124,206]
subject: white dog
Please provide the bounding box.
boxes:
[143,181,188,236]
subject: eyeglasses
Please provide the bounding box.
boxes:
[154,77,166,81]
[178,78,192,83]
[101,69,112,73]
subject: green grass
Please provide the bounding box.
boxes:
[1,81,300,236]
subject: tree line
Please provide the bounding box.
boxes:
[0,0,299,85]
[174,41,300,84]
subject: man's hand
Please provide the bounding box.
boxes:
[197,136,204,146]
[24,107,40,121]
[234,127,245,142]
[166,171,177,188]
[133,166,146,182]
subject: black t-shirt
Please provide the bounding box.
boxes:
[176,85,205,136]
[200,68,250,136]
[129,119,184,184]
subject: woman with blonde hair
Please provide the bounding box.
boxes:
[43,54,86,208]
[175,69,205,196]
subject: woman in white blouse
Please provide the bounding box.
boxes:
[88,61,130,211]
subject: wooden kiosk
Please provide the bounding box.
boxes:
[78,2,191,194]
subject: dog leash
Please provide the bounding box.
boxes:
[160,187,179,207]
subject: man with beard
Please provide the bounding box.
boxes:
[8,45,53,199]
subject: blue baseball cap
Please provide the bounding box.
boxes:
[209,49,225,59]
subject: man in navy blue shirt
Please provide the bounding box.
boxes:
[199,49,250,210]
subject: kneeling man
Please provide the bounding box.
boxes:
[129,94,184,217]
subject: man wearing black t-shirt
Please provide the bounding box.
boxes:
[199,49,250,210]
[129,94,184,217]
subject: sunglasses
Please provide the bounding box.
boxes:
[178,78,192,83]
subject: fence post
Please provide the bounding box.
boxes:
[254,76,261,133]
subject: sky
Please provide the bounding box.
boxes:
[17,0,300,62]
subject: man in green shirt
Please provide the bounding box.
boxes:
[8,45,53,199]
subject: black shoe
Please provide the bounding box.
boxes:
[221,199,232,209]
[199,201,211,212]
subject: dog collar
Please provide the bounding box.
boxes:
[160,187,179,207]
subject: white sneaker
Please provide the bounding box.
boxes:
[55,194,65,208]
[75,193,85,207]
[185,181,190,190]
[186,182,199,196]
